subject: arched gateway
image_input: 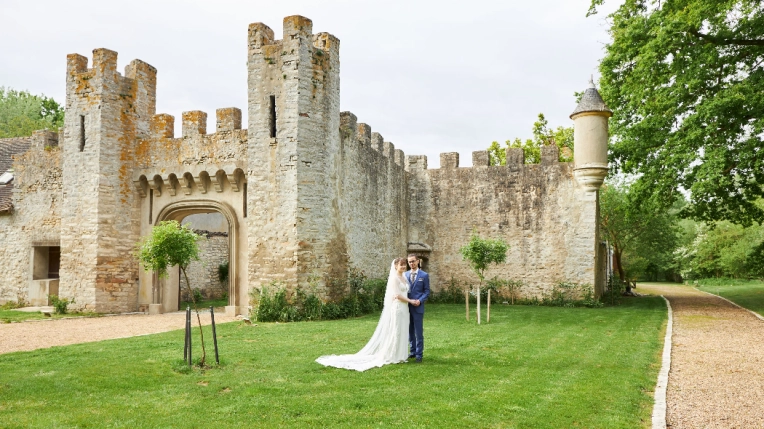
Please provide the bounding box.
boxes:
[148,199,243,315]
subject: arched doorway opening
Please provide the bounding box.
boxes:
[151,200,240,315]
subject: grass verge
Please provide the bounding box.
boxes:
[695,278,764,316]
[0,299,666,428]
[0,310,102,323]
[180,297,228,310]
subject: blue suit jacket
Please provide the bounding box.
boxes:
[406,269,430,314]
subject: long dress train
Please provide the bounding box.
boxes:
[315,261,410,371]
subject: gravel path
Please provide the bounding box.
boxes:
[639,283,764,429]
[0,310,237,355]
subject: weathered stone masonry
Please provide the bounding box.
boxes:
[0,16,610,313]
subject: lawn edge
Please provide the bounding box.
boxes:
[651,296,672,429]
[693,287,764,322]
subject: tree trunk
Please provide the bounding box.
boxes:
[613,248,632,295]
[182,266,207,366]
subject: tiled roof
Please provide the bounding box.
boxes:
[570,80,612,118]
[0,137,32,213]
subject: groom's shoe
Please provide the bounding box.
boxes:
[408,354,416,360]
[415,357,423,363]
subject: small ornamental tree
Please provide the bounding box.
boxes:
[137,221,208,365]
[460,233,509,324]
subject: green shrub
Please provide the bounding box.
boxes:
[0,299,26,310]
[430,276,468,304]
[250,272,387,323]
[540,282,602,308]
[49,294,74,315]
[218,261,229,284]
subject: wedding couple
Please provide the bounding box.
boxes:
[316,255,431,371]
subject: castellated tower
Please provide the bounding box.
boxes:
[246,16,342,291]
[61,50,156,312]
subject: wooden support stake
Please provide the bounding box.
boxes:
[477,286,481,325]
[487,289,491,324]
[465,288,469,321]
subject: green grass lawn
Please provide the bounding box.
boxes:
[0,299,666,428]
[181,296,229,310]
[696,279,764,316]
[0,310,102,323]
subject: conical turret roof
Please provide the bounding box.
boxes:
[570,78,612,118]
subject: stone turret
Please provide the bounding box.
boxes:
[570,79,612,194]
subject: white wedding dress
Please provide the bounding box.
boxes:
[316,261,410,371]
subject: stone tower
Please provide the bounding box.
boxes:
[570,79,612,296]
[61,49,156,312]
[570,79,612,193]
[246,16,342,291]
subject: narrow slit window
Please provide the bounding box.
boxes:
[269,95,276,138]
[149,189,153,223]
[79,115,86,152]
[243,183,247,218]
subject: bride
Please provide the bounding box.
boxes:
[316,258,413,371]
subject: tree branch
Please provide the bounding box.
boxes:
[689,30,764,46]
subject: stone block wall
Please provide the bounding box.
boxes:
[409,145,601,296]
[335,112,409,280]
[0,132,62,303]
[60,50,155,312]
[245,16,345,294]
[135,109,248,170]
[179,232,229,300]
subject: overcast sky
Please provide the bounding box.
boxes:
[1,0,620,167]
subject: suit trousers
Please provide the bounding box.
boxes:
[409,311,424,358]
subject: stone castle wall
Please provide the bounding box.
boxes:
[335,112,409,281]
[179,232,229,301]
[408,146,600,295]
[0,132,62,303]
[0,15,607,311]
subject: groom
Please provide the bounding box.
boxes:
[406,254,430,363]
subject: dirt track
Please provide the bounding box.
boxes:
[0,310,236,355]
[639,283,764,429]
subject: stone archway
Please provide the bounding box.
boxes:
[146,200,243,316]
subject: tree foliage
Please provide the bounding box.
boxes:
[591,0,764,225]
[460,233,510,283]
[600,180,678,290]
[137,221,201,276]
[676,218,764,279]
[488,113,573,166]
[0,87,64,138]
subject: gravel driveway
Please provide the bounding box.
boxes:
[0,310,237,355]
[639,283,764,429]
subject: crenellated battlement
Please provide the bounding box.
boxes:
[339,111,410,172]
[65,49,157,104]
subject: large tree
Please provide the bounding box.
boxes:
[0,87,64,138]
[589,0,764,225]
[600,180,678,292]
